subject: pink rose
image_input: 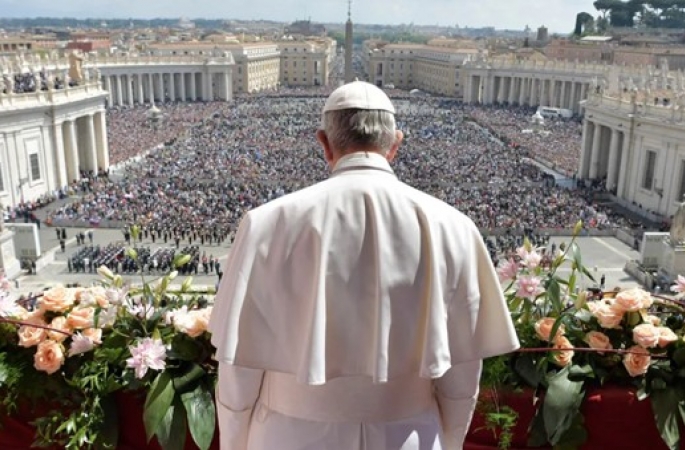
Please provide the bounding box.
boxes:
[40,286,76,313]
[613,288,652,312]
[33,340,65,375]
[67,307,95,330]
[657,327,678,348]
[623,345,651,377]
[585,331,612,354]
[552,336,574,367]
[534,317,565,342]
[671,275,685,294]
[592,303,624,329]
[17,318,48,347]
[644,315,661,326]
[632,323,660,348]
[47,316,72,343]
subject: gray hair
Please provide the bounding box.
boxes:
[321,109,397,154]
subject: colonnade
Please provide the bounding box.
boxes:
[578,120,629,195]
[53,110,109,185]
[103,70,231,107]
[463,73,591,114]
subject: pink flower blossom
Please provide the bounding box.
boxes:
[126,338,167,379]
[0,295,24,318]
[68,332,96,357]
[497,258,519,281]
[516,247,543,269]
[516,276,543,300]
[671,275,685,294]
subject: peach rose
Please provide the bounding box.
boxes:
[613,288,652,313]
[67,307,95,330]
[173,308,211,338]
[534,317,565,342]
[584,331,612,354]
[33,340,65,375]
[632,323,660,348]
[623,345,651,377]
[17,318,48,347]
[551,336,575,367]
[40,286,76,313]
[657,327,678,348]
[82,328,102,345]
[592,303,624,329]
[47,316,72,343]
[643,314,661,326]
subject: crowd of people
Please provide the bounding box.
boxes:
[47,92,645,250]
[467,104,583,177]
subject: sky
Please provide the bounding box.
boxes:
[3,0,599,33]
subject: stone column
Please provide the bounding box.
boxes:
[85,115,98,173]
[570,82,577,113]
[156,73,164,102]
[52,121,68,188]
[207,72,214,101]
[127,75,134,107]
[519,77,526,105]
[606,128,621,191]
[94,111,109,170]
[148,73,155,104]
[137,74,144,104]
[560,81,567,109]
[169,73,176,102]
[64,120,80,182]
[530,78,538,106]
[115,75,123,106]
[580,82,587,102]
[550,80,558,107]
[617,131,631,198]
[190,72,197,101]
[223,71,231,101]
[589,123,602,179]
[579,120,592,179]
[180,73,187,101]
[104,76,113,106]
[508,77,517,104]
[497,76,505,103]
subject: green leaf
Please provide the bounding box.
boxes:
[144,372,175,443]
[527,407,548,447]
[156,396,187,450]
[547,279,562,314]
[568,364,594,382]
[514,353,543,388]
[554,412,588,449]
[568,273,577,295]
[172,363,206,394]
[97,394,119,449]
[571,242,582,271]
[543,367,585,445]
[651,388,683,449]
[181,384,216,450]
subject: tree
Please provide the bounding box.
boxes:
[574,12,595,35]
[593,0,624,18]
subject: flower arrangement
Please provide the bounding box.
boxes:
[479,222,685,449]
[0,249,217,450]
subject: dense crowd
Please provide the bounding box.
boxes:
[48,94,644,240]
[467,105,583,177]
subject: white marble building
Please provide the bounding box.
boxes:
[0,72,108,208]
[580,75,685,219]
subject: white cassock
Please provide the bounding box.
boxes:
[209,152,520,450]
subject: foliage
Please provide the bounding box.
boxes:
[481,221,685,449]
[0,254,217,449]
[591,0,685,28]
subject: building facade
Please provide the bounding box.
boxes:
[580,83,685,218]
[278,40,335,87]
[366,43,480,97]
[0,69,109,207]
[147,42,280,94]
